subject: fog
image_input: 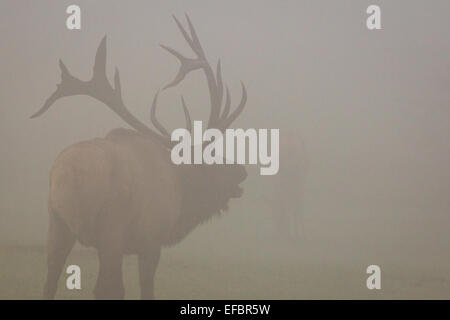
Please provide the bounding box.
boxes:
[0,0,449,298]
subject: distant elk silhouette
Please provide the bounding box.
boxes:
[265,131,308,242]
[31,15,247,299]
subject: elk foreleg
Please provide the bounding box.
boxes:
[94,224,125,300]
[138,248,161,300]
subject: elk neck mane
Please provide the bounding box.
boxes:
[105,128,231,247]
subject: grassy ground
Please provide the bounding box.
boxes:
[0,243,449,300]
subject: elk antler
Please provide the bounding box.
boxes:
[151,14,247,135]
[31,36,172,148]
[33,16,247,147]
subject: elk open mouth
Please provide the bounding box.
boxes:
[231,186,244,198]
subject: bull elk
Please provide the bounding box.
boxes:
[32,15,247,299]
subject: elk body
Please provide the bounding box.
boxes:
[32,16,247,299]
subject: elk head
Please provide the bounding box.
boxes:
[152,15,248,214]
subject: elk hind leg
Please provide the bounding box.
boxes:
[43,210,75,299]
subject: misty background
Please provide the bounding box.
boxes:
[0,0,449,298]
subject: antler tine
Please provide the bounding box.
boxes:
[93,36,108,82]
[30,74,63,119]
[160,44,203,90]
[184,13,206,58]
[150,90,170,137]
[150,92,192,136]
[31,58,92,119]
[180,96,192,133]
[172,15,195,56]
[216,60,224,106]
[219,82,247,131]
[114,67,122,98]
[219,86,231,121]
[31,36,172,148]
[163,15,224,128]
